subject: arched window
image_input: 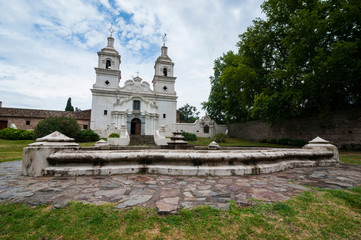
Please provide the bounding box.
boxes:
[106,60,111,69]
[204,125,209,134]
[163,67,167,76]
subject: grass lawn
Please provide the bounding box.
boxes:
[339,151,361,165]
[0,139,34,163]
[0,187,360,239]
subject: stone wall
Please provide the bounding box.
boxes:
[228,108,361,149]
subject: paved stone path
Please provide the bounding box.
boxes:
[1,161,360,212]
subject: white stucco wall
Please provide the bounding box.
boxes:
[174,115,228,138]
[156,99,177,136]
[90,93,115,132]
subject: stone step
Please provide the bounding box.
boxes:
[129,135,156,145]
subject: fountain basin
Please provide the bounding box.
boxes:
[42,148,336,176]
[22,133,338,177]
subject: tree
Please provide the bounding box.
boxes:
[203,0,361,123]
[178,104,200,123]
[202,51,259,123]
[65,97,74,112]
[34,116,81,139]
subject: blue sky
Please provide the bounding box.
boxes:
[0,0,264,114]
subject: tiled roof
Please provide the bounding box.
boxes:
[0,107,91,120]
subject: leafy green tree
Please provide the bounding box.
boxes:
[65,97,74,112]
[178,104,200,123]
[34,116,81,139]
[203,0,361,123]
[202,52,259,123]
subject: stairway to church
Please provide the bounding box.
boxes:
[129,135,156,146]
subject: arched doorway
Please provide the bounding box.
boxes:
[204,125,209,134]
[131,118,141,135]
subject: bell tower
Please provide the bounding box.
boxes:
[93,25,121,89]
[152,34,176,95]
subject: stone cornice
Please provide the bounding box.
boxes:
[95,68,121,76]
[91,88,167,100]
[97,50,119,57]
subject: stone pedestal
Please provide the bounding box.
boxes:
[303,137,339,161]
[22,131,79,177]
[154,125,169,146]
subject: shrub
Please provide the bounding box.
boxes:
[34,116,81,139]
[290,139,307,147]
[108,133,120,138]
[181,131,197,141]
[269,139,278,144]
[75,129,100,142]
[278,138,291,145]
[0,128,34,140]
[212,133,227,143]
[259,139,268,143]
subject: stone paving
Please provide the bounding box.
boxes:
[1,161,360,212]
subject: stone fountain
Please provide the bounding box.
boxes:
[22,132,339,177]
[165,131,193,150]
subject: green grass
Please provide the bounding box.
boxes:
[78,142,97,147]
[0,139,34,163]
[339,154,361,165]
[0,188,360,239]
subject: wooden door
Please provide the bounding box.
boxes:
[0,120,8,130]
[131,118,141,135]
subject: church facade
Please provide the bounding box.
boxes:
[90,34,177,138]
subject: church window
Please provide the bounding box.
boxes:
[163,114,166,118]
[163,86,168,91]
[106,60,111,69]
[163,67,167,76]
[204,125,209,133]
[105,80,109,85]
[104,110,108,115]
[26,120,30,125]
[133,100,141,110]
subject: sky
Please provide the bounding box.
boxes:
[0,0,264,115]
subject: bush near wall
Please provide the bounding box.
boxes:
[75,129,100,142]
[181,131,197,141]
[0,128,34,140]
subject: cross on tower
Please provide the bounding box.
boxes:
[136,71,140,77]
[108,23,115,36]
[162,33,167,46]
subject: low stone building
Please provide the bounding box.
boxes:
[175,115,228,138]
[0,101,91,130]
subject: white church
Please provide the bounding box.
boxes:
[90,31,227,141]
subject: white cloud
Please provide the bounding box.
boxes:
[0,0,265,115]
